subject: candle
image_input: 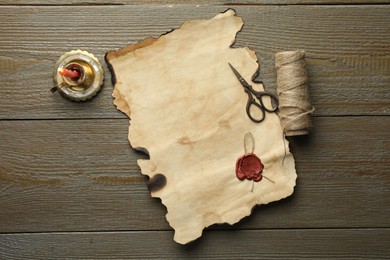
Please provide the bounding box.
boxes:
[59,68,80,79]
[52,50,103,101]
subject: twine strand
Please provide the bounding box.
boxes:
[275,50,315,136]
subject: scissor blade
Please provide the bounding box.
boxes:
[228,63,251,88]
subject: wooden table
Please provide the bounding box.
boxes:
[0,1,389,258]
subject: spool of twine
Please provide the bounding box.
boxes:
[275,50,314,136]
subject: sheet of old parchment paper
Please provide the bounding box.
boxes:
[106,9,297,244]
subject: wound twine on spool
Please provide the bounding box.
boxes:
[275,50,315,136]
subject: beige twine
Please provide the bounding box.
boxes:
[275,50,315,136]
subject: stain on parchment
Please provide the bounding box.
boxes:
[177,136,196,145]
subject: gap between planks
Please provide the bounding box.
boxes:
[1,226,389,235]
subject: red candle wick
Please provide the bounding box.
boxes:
[59,68,80,79]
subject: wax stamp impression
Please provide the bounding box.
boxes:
[106,9,297,244]
[236,153,264,182]
[236,132,264,182]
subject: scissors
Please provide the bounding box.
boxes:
[229,63,279,123]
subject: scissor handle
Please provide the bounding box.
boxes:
[256,91,279,113]
[245,89,266,123]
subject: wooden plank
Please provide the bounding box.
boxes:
[1,0,390,5]
[1,229,389,259]
[0,117,388,232]
[0,5,389,119]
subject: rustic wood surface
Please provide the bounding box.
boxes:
[0,5,389,119]
[0,2,389,259]
[1,0,390,5]
[1,229,389,259]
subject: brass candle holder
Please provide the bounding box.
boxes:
[52,50,104,101]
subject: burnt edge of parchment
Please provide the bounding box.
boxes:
[147,174,167,193]
[105,37,158,86]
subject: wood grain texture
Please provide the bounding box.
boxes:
[0,5,389,119]
[1,117,389,233]
[1,229,389,259]
[1,0,390,5]
[0,2,389,255]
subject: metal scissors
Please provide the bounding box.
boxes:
[229,63,279,123]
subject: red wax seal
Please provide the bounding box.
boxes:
[236,153,264,182]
